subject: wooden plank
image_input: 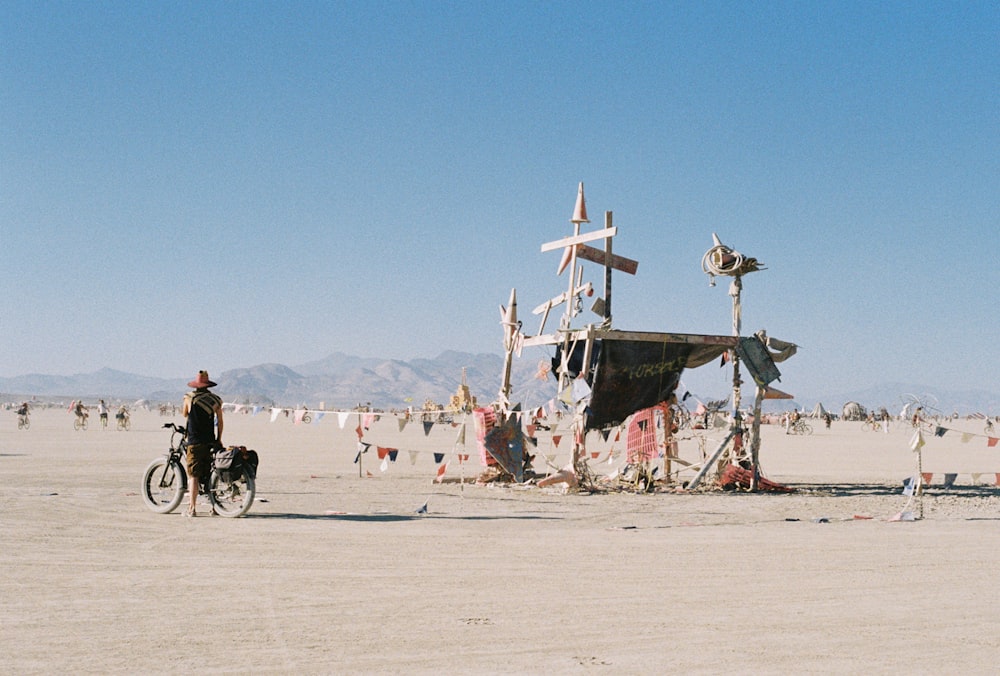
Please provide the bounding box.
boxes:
[592,330,737,346]
[540,227,617,252]
[575,243,638,275]
[523,329,737,348]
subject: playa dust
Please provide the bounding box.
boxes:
[2,408,999,673]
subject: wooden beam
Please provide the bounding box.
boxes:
[540,227,617,252]
[576,243,638,275]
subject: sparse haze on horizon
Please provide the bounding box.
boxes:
[2,2,998,401]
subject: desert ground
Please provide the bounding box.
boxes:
[2,405,999,674]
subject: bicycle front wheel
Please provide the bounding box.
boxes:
[209,468,255,517]
[142,457,186,513]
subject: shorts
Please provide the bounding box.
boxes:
[186,443,214,480]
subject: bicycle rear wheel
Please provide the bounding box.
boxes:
[142,457,186,513]
[209,467,255,517]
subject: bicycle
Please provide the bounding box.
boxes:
[790,419,813,435]
[73,415,88,431]
[861,419,881,432]
[141,422,256,517]
[17,414,30,430]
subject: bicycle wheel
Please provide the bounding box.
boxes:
[802,422,813,435]
[142,457,186,513]
[209,467,255,517]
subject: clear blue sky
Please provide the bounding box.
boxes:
[2,1,998,400]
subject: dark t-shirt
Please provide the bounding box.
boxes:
[185,389,221,445]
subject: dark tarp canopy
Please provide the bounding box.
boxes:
[553,331,735,430]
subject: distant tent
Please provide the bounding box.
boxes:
[810,402,828,418]
[842,401,866,421]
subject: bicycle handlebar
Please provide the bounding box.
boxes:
[162,422,187,435]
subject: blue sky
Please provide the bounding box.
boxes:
[2,1,998,400]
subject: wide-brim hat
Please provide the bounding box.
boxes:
[188,370,218,389]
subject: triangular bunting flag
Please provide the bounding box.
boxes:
[961,432,973,443]
[377,447,389,460]
[337,411,350,429]
[934,426,947,437]
[294,409,305,424]
[409,451,419,466]
[455,423,466,445]
[388,449,398,462]
[380,458,389,472]
[909,430,925,451]
[989,437,999,448]
[313,412,325,424]
[423,421,434,436]
[434,463,448,482]
[433,452,445,464]
[269,408,281,423]
[552,435,562,447]
[355,424,363,440]
[398,417,408,433]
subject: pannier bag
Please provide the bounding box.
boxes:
[213,445,259,480]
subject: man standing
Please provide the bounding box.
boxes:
[181,370,224,517]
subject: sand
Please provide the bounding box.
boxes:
[2,407,999,673]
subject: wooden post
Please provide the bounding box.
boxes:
[749,385,765,491]
[604,211,613,325]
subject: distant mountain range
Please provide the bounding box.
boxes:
[0,351,552,410]
[1,352,997,415]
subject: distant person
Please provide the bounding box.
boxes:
[74,401,88,421]
[98,399,108,427]
[181,370,224,518]
[17,401,29,416]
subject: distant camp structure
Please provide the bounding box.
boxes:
[842,401,867,421]
[447,368,478,413]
